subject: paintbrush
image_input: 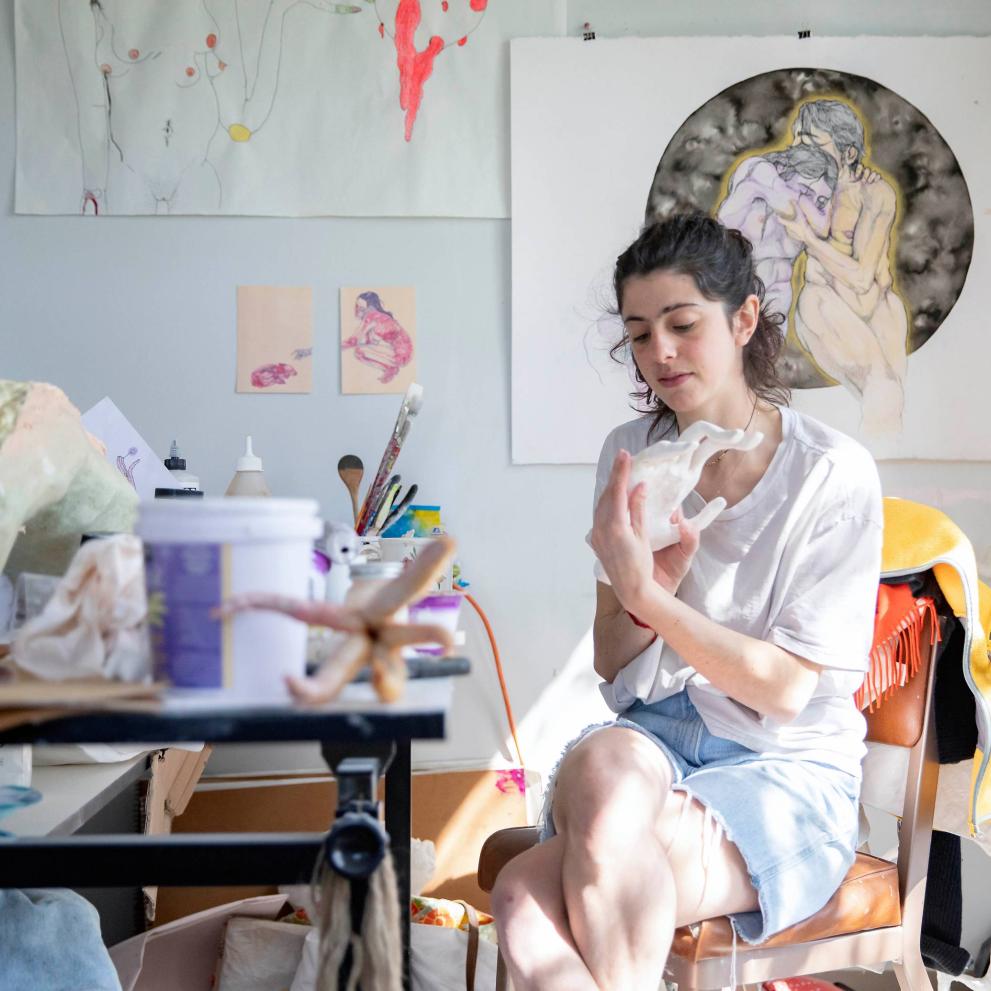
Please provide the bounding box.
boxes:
[370,475,402,534]
[379,483,418,534]
[355,383,424,535]
[337,454,364,524]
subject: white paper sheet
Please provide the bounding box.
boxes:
[511,37,991,463]
[82,397,177,500]
[15,0,565,218]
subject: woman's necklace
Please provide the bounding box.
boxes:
[703,396,760,469]
[702,399,762,501]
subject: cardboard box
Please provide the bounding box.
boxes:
[154,769,529,925]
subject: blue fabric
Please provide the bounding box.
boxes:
[541,691,860,944]
[0,888,122,990]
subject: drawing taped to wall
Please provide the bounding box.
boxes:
[340,287,416,395]
[650,70,973,438]
[236,286,313,394]
[15,0,566,217]
[511,37,988,463]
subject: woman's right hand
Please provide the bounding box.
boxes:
[650,507,699,595]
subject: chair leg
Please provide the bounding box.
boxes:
[893,950,934,991]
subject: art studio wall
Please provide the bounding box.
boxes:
[4,0,991,956]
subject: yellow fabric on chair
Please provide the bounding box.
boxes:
[880,496,991,837]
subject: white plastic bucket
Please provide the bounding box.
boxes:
[137,497,322,701]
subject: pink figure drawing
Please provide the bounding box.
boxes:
[342,292,413,384]
[251,363,298,388]
[375,0,488,140]
[115,446,140,489]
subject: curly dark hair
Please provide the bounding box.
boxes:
[610,212,790,440]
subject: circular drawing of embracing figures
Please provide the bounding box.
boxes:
[647,68,973,436]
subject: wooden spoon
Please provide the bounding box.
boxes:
[337,454,363,524]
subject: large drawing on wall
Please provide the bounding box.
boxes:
[14,0,565,217]
[511,37,989,464]
[649,71,973,438]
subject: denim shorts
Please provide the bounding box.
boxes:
[539,691,861,943]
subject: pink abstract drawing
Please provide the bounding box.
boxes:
[374,0,489,141]
[251,363,298,388]
[495,768,526,795]
[115,446,140,489]
[342,292,413,384]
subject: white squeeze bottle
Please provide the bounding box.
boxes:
[225,436,271,497]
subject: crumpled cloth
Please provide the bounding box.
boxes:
[13,535,149,682]
[0,889,122,991]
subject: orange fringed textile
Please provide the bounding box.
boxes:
[854,584,940,713]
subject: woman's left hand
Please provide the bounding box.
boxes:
[589,450,657,612]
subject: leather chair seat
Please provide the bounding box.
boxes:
[478,829,901,962]
[671,853,900,960]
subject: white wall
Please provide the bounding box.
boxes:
[4,0,991,957]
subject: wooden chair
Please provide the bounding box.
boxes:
[477,599,945,991]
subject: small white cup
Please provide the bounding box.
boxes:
[379,537,454,592]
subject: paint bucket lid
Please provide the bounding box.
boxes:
[137,497,321,543]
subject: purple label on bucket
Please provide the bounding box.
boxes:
[144,542,225,688]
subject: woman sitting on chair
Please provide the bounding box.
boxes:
[492,213,883,990]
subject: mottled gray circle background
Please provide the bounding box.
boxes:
[646,68,974,388]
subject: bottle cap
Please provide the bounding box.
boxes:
[164,439,187,471]
[235,435,264,472]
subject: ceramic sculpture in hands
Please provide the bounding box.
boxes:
[0,381,138,577]
[591,420,763,584]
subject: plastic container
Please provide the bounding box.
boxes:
[408,593,462,656]
[137,497,321,700]
[225,436,271,497]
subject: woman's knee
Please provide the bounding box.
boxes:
[552,729,671,844]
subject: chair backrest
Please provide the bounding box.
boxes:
[862,603,945,922]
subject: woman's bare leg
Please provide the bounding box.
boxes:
[494,726,761,991]
[551,728,677,989]
[491,836,598,991]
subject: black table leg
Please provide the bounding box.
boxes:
[385,738,412,991]
[322,739,412,989]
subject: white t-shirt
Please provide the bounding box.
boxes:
[594,406,883,778]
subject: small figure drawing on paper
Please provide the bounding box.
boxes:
[237,286,313,394]
[56,0,359,215]
[340,287,417,395]
[115,446,140,488]
[373,0,489,140]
